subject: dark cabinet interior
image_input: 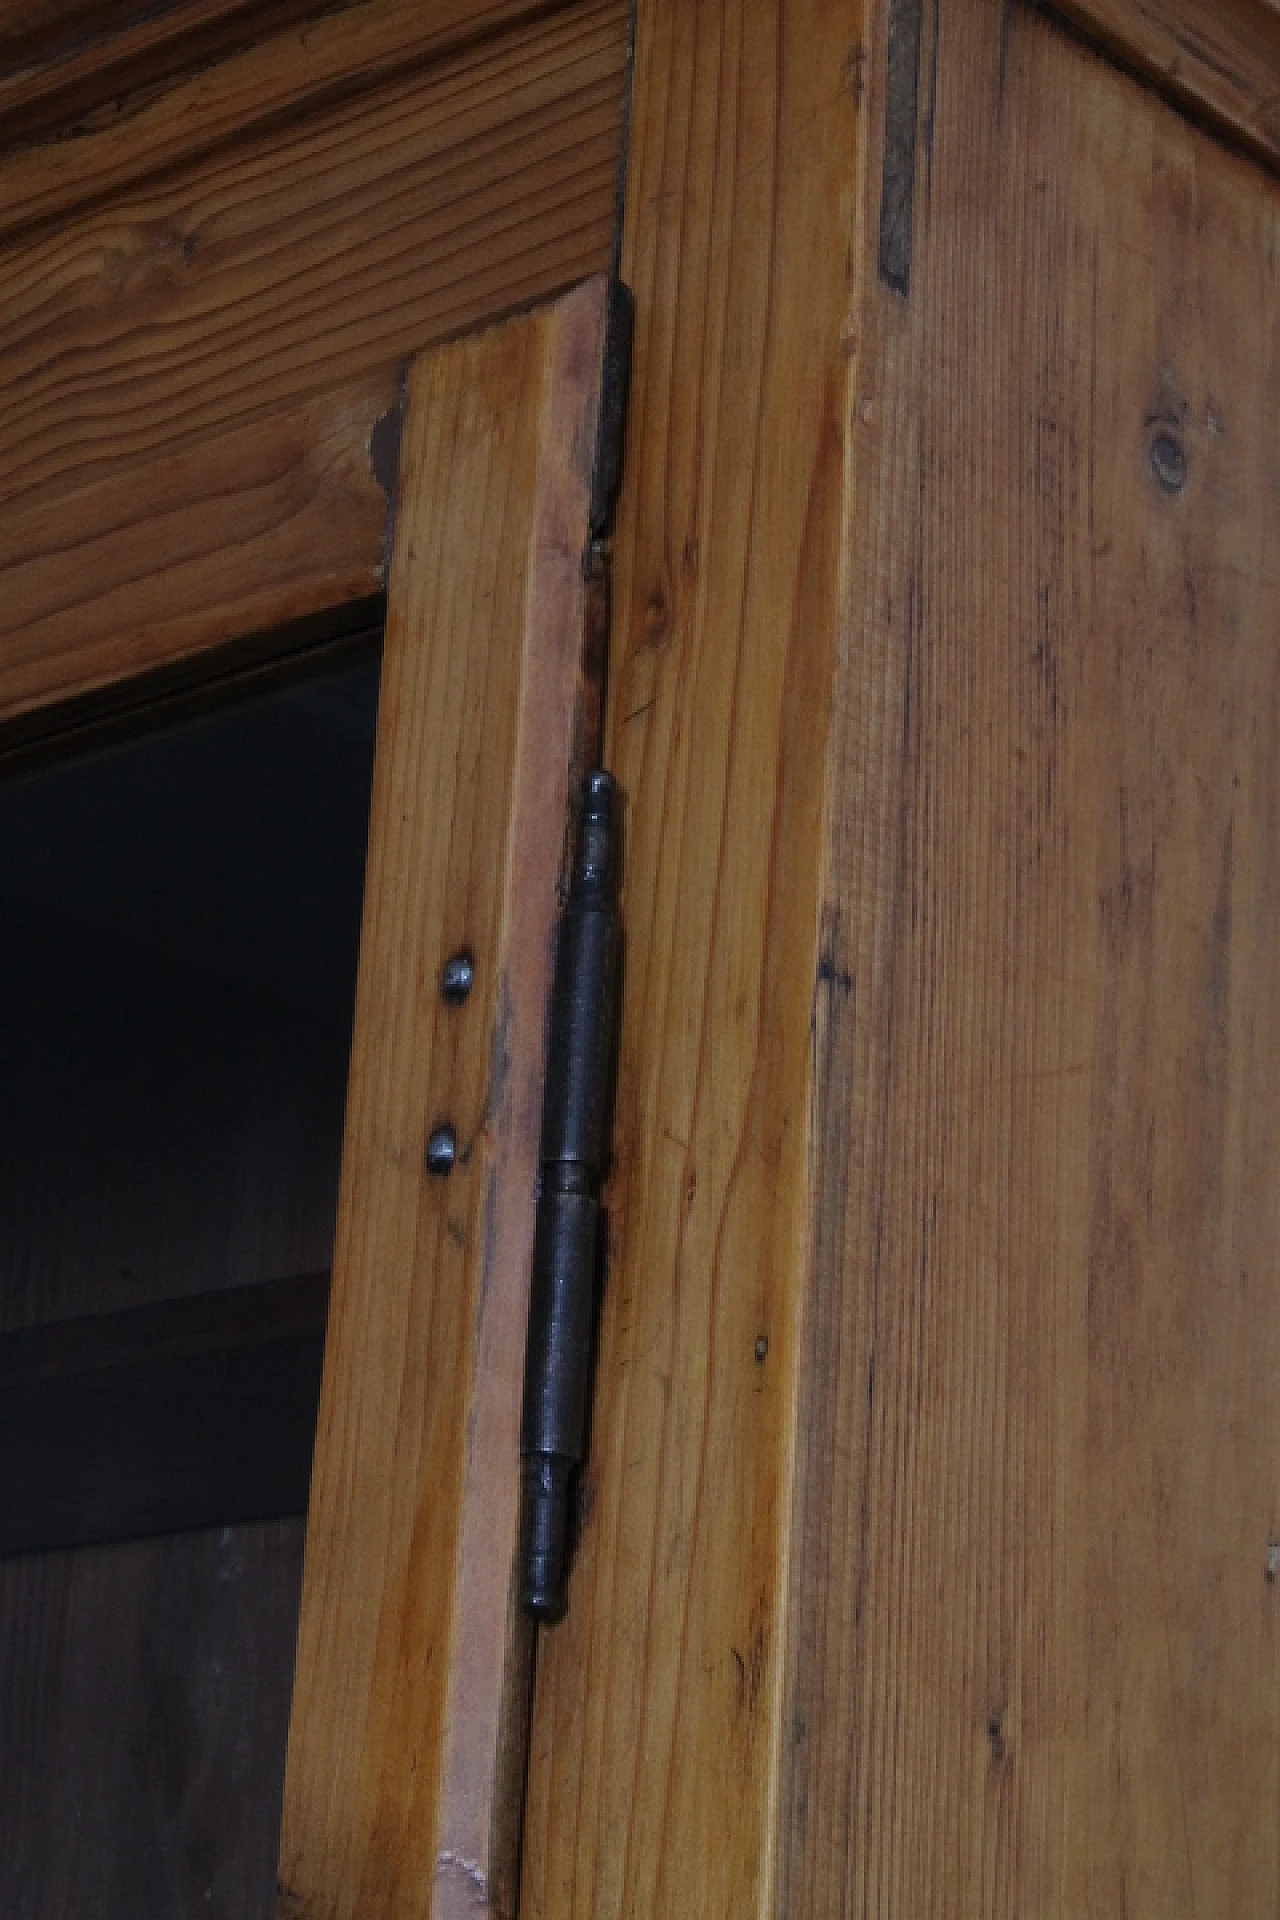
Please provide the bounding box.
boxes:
[0,653,380,1919]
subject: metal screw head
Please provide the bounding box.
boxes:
[1149,430,1188,494]
[754,1335,769,1364]
[425,1124,457,1175]
[441,950,474,1004]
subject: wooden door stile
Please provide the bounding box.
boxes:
[276,278,613,1920]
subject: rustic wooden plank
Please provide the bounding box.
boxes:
[0,373,393,729]
[0,0,566,243]
[0,0,627,518]
[780,1,1280,1912]
[0,0,222,73]
[518,2,861,1915]
[0,1274,328,1556]
[0,0,310,76]
[1057,0,1280,172]
[277,278,609,1920]
[0,0,332,154]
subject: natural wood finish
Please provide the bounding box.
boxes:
[0,0,627,517]
[0,374,393,730]
[782,1,1280,1912]
[519,3,861,1915]
[0,0,312,75]
[0,0,221,72]
[0,1273,328,1556]
[0,0,566,243]
[0,0,332,157]
[1058,0,1280,172]
[277,279,610,1920]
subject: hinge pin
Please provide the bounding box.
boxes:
[519,770,620,1621]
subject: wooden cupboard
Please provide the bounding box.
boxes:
[1,0,1278,1915]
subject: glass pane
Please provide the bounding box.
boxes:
[0,654,380,1920]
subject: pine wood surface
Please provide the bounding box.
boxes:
[0,0,573,242]
[519,2,862,1914]
[276,280,609,1920]
[781,1,1280,1912]
[0,0,626,519]
[0,374,393,730]
[1059,0,1280,171]
[0,1,316,79]
[0,0,333,156]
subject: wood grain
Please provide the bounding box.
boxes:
[276,279,609,1920]
[0,0,568,243]
[0,0,626,518]
[0,0,230,73]
[519,2,861,1915]
[0,0,314,74]
[1058,0,1280,172]
[781,1,1280,1912]
[0,0,333,156]
[0,373,393,730]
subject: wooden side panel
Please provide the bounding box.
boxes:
[781,2,1280,1913]
[520,2,862,1915]
[0,0,627,517]
[277,280,608,1920]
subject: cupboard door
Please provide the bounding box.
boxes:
[277,279,612,1920]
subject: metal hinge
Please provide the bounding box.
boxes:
[518,771,621,1621]
[517,281,633,1623]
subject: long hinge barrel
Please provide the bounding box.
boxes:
[519,771,620,1620]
